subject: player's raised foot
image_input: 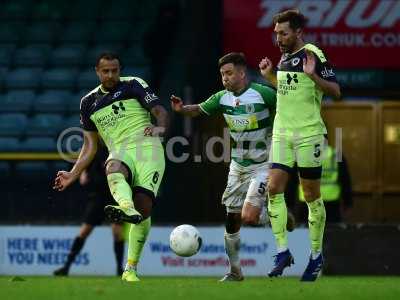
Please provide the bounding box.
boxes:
[53,266,69,276]
[268,249,294,277]
[104,205,143,224]
[122,269,140,282]
[300,253,323,282]
[286,211,296,232]
[219,271,244,282]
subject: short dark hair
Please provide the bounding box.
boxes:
[96,52,121,66]
[218,52,247,69]
[273,9,308,30]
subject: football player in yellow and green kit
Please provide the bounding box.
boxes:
[259,9,341,281]
[54,53,169,282]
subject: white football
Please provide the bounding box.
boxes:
[169,224,202,257]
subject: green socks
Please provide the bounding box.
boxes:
[127,217,151,266]
[268,193,288,252]
[306,198,326,255]
[107,173,136,212]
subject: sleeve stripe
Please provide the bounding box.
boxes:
[199,104,210,115]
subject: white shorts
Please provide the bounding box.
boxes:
[222,160,270,213]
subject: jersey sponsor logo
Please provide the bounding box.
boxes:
[144,92,158,104]
[245,104,255,114]
[320,67,335,78]
[286,73,299,85]
[112,101,126,115]
[258,0,399,29]
[291,57,301,66]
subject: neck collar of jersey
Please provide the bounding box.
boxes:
[232,81,251,97]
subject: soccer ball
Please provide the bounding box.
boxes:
[169,224,202,257]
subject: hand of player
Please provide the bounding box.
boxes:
[144,126,166,137]
[303,49,316,76]
[53,171,76,191]
[259,57,274,78]
[170,95,183,112]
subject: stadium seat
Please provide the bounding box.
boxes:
[13,45,51,68]
[92,21,132,43]
[0,113,28,138]
[41,68,77,89]
[84,44,123,66]
[15,162,50,182]
[76,69,99,90]
[30,0,69,21]
[0,22,24,43]
[100,1,142,21]
[60,22,96,43]
[26,114,63,137]
[67,93,85,114]
[67,0,103,21]
[122,66,151,82]
[5,68,42,90]
[0,1,33,20]
[24,22,61,44]
[0,90,35,113]
[120,45,149,67]
[33,90,72,113]
[0,45,16,68]
[63,114,81,129]
[0,137,21,152]
[50,45,86,67]
[20,137,57,152]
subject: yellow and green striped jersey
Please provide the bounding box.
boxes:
[199,82,276,166]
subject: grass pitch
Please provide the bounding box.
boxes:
[1,276,399,300]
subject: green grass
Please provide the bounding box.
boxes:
[1,276,399,300]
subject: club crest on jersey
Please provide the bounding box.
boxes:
[234,99,240,107]
[291,57,300,66]
[112,91,122,99]
[245,104,255,113]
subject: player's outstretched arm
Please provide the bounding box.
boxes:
[259,57,277,88]
[53,131,98,191]
[149,105,170,137]
[303,49,341,99]
[170,95,202,117]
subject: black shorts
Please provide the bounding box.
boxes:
[82,189,118,226]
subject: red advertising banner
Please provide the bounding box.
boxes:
[223,0,400,68]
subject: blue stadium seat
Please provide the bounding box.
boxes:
[84,44,123,66]
[0,137,21,151]
[20,137,57,152]
[0,162,11,179]
[67,93,84,114]
[13,45,51,68]
[0,1,33,20]
[120,45,149,67]
[67,0,102,21]
[76,69,99,90]
[0,90,35,113]
[26,114,63,137]
[0,22,24,43]
[31,0,69,21]
[50,45,86,67]
[24,22,61,44]
[122,66,151,82]
[15,162,50,182]
[0,45,16,68]
[33,90,72,113]
[63,114,81,129]
[5,68,42,89]
[60,22,96,43]
[41,68,77,89]
[0,113,28,138]
[92,21,132,43]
